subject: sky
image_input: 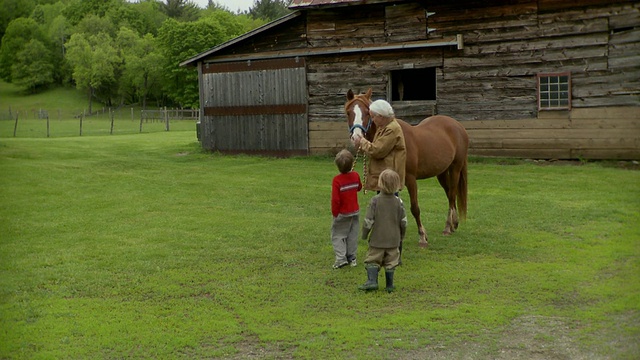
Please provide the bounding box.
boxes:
[196,0,255,13]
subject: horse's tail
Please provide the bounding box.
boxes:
[457,157,468,219]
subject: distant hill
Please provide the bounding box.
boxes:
[0,81,93,120]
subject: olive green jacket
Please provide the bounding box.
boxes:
[362,193,408,248]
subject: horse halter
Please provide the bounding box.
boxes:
[349,119,371,135]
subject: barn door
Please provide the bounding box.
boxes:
[200,58,308,156]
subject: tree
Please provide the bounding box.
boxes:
[11,39,55,93]
[158,12,250,108]
[62,0,122,26]
[160,0,200,22]
[75,14,117,38]
[48,15,73,85]
[111,0,168,37]
[117,28,164,108]
[0,0,35,41]
[66,32,120,113]
[249,0,292,21]
[0,17,47,82]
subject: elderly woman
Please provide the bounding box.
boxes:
[354,99,406,193]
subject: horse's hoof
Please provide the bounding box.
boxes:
[442,229,452,236]
[418,240,429,248]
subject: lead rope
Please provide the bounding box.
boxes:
[352,148,368,194]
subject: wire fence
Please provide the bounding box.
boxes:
[0,107,199,138]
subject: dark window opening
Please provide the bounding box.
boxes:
[391,68,436,101]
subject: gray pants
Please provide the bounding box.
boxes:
[331,214,359,263]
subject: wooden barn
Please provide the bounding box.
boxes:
[181,0,640,159]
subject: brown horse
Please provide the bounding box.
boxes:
[345,88,469,247]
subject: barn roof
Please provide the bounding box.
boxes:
[179,11,302,67]
[180,0,423,67]
[289,0,404,9]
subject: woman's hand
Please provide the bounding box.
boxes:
[353,134,362,148]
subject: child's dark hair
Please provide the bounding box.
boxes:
[335,149,354,174]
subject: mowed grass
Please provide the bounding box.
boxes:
[0,117,197,138]
[0,131,639,359]
[0,80,196,138]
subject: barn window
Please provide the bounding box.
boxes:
[390,68,436,101]
[537,73,571,110]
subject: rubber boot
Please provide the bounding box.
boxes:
[358,264,379,291]
[385,269,395,293]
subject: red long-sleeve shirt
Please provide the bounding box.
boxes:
[331,171,362,217]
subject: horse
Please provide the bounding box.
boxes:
[344,88,469,247]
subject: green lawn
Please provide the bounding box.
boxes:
[0,80,196,138]
[1,132,638,359]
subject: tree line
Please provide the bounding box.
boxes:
[0,0,292,112]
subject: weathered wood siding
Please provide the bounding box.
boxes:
[464,107,640,159]
[431,1,639,120]
[192,0,639,159]
[306,1,639,158]
[199,58,308,155]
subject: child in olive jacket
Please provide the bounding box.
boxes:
[359,169,407,292]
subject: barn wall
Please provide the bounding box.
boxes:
[464,107,640,159]
[306,1,640,158]
[200,58,308,155]
[309,107,640,158]
[195,0,639,159]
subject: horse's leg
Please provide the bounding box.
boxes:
[437,169,459,236]
[406,175,428,247]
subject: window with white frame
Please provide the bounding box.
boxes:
[537,72,571,110]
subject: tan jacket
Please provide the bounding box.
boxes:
[359,119,406,191]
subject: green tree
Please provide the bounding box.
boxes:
[160,0,200,22]
[66,32,120,113]
[11,39,55,93]
[0,17,47,82]
[111,0,168,36]
[0,0,35,41]
[48,14,73,85]
[62,0,122,26]
[249,0,291,21]
[75,14,117,38]
[117,28,164,108]
[159,13,246,108]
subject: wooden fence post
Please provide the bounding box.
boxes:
[80,111,84,136]
[47,116,50,138]
[110,108,114,135]
[139,111,143,133]
[164,106,169,131]
[13,114,18,137]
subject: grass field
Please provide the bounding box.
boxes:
[1,131,639,359]
[0,80,196,138]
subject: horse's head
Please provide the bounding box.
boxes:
[345,88,374,143]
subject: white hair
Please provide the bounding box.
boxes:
[369,99,394,118]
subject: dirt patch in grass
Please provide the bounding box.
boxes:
[220,314,639,359]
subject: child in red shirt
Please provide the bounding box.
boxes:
[331,149,362,269]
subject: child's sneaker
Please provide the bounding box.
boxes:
[332,261,348,269]
[349,259,357,267]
